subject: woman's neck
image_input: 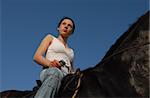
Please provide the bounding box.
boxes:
[58,35,68,47]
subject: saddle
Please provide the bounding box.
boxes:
[22,68,83,98]
[56,68,83,98]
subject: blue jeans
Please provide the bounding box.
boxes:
[34,67,65,98]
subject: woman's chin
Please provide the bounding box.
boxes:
[61,32,70,37]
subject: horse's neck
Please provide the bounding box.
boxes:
[94,60,130,81]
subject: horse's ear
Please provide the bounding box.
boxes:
[36,80,42,87]
[75,68,81,75]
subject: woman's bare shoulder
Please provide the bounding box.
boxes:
[44,34,54,41]
[46,34,54,38]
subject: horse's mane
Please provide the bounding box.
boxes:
[81,11,149,97]
[100,11,149,62]
[87,11,149,72]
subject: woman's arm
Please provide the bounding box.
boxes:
[33,34,53,67]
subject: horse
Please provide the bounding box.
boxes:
[56,11,149,98]
[0,11,149,98]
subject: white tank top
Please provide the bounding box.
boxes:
[46,35,74,74]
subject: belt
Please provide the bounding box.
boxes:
[60,60,71,74]
[43,60,71,73]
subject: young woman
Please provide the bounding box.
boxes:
[33,17,75,98]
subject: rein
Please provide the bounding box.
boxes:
[61,69,83,98]
[72,73,83,98]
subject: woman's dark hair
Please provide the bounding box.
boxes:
[57,17,75,33]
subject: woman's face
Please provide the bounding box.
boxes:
[58,19,73,38]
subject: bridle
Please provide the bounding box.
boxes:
[71,73,83,98]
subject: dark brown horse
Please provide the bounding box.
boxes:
[57,11,149,98]
[0,11,149,98]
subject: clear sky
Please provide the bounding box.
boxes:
[0,0,149,91]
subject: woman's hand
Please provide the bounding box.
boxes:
[49,60,61,69]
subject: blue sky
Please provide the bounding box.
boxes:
[0,0,149,91]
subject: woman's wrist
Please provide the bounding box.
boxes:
[46,60,52,67]
[42,56,50,67]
